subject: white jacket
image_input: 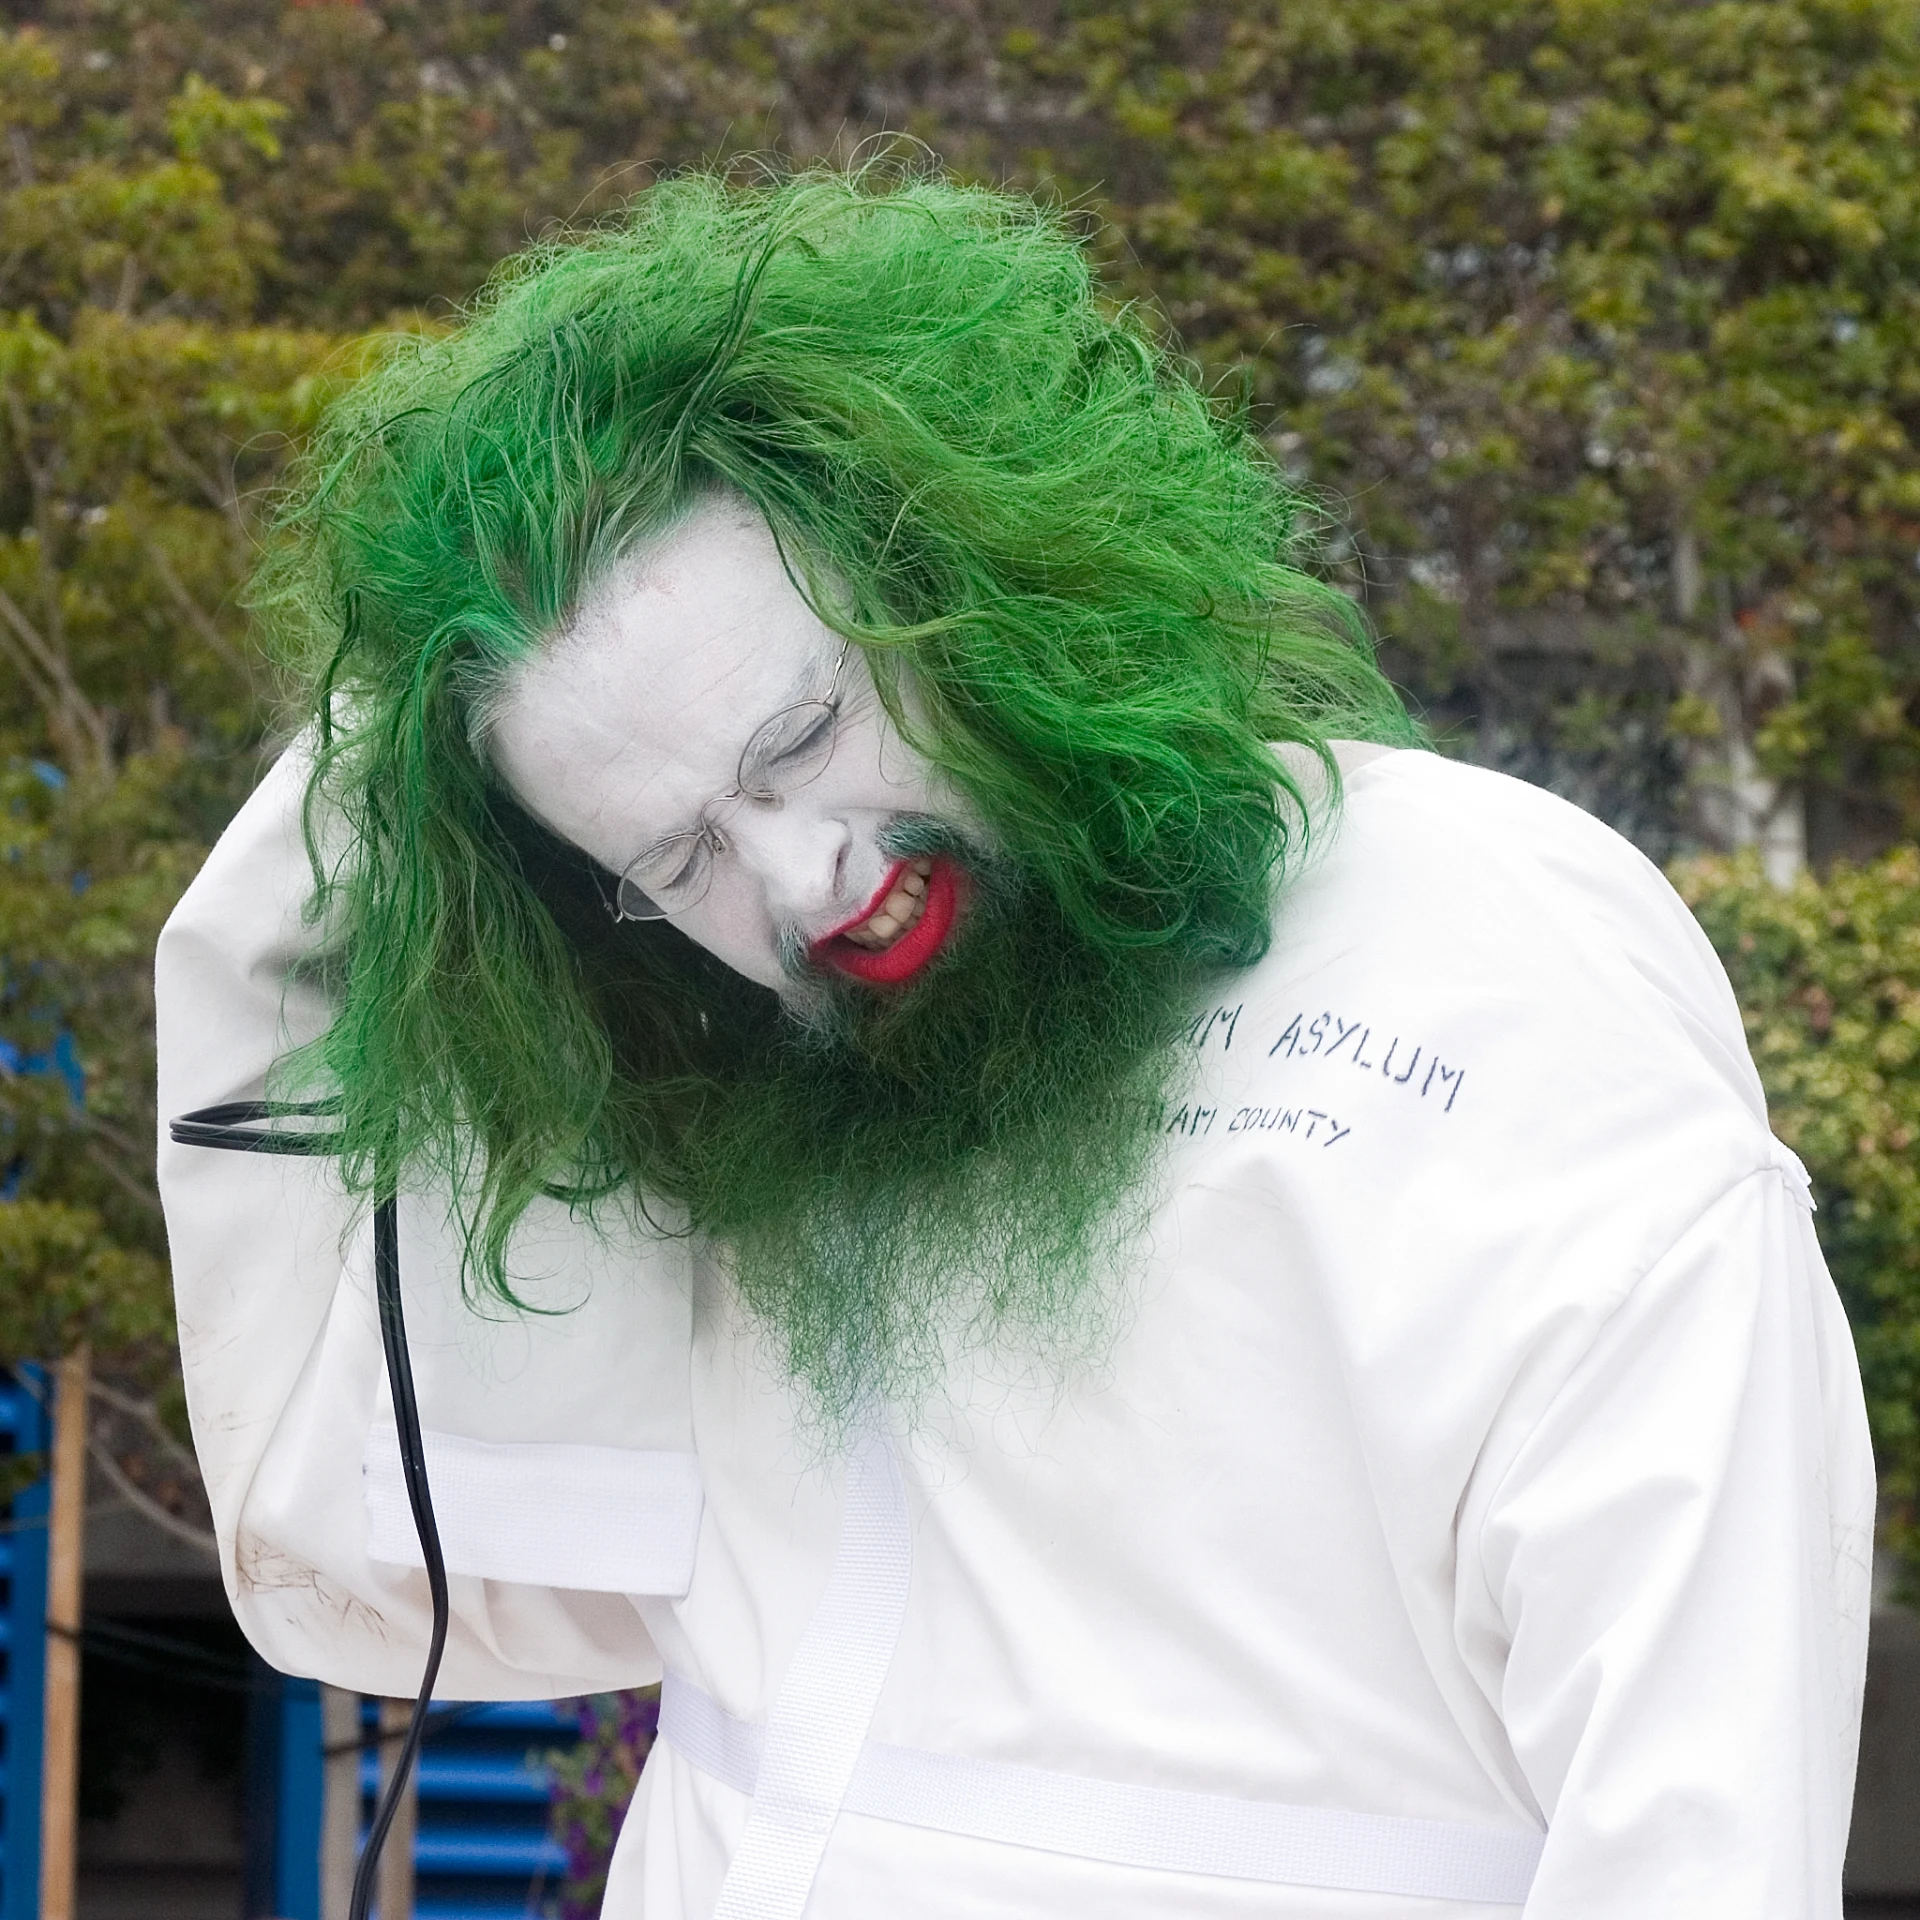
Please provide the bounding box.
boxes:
[156,742,1875,1919]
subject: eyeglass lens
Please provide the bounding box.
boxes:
[613,694,842,920]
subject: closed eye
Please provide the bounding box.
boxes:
[633,833,705,894]
[740,702,837,792]
[765,708,834,766]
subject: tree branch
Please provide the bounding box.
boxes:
[0,610,63,718]
[143,539,253,680]
[87,1378,202,1476]
[82,1112,149,1162]
[4,390,81,712]
[156,424,247,544]
[84,1139,167,1218]
[0,583,110,769]
[86,1435,218,1557]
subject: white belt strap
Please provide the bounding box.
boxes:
[709,1419,911,1920]
[665,1677,1544,1907]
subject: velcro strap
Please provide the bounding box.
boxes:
[363,1422,702,1595]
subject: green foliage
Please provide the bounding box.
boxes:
[0,1200,168,1357]
[545,1691,657,1920]
[1680,847,1920,1581]
[0,26,345,1412]
[16,0,1919,849]
[1011,0,1920,847]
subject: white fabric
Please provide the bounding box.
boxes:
[362,1422,704,1595]
[663,1674,1545,1904]
[159,740,1877,1918]
[157,739,697,1702]
[710,1422,911,1920]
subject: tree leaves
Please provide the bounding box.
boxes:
[1682,847,1920,1585]
[0,1200,169,1360]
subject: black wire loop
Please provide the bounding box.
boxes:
[168,1098,345,1156]
[168,1105,446,1920]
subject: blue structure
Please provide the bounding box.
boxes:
[260,1682,576,1919]
[0,1370,50,1920]
[245,1667,326,1920]
[1,792,85,1914]
[364,1699,573,1920]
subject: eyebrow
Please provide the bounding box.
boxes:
[768,649,834,719]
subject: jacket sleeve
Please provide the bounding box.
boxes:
[1465,1165,1875,1917]
[157,737,699,1700]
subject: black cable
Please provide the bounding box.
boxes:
[48,1617,257,1693]
[349,1182,449,1920]
[168,1103,449,1920]
[321,1697,496,1760]
[167,1098,344,1156]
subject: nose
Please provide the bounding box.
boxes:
[722,801,851,927]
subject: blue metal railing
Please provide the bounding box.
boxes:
[356,1696,576,1919]
[0,1372,50,1920]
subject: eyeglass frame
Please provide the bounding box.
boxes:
[604,638,856,923]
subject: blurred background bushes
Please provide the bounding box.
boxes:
[0,0,1916,1568]
[1682,848,1920,1577]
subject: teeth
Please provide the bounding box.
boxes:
[839,864,934,951]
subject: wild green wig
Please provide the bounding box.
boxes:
[258,166,1414,1342]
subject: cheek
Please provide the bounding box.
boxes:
[672,888,791,993]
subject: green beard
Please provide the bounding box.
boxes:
[565,820,1216,1428]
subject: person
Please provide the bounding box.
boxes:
[156,170,1874,1920]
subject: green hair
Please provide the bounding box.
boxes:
[257,166,1415,1319]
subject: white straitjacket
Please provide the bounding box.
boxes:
[156,739,1874,1920]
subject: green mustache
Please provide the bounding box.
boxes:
[773,811,991,990]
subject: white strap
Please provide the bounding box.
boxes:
[362,1422,703,1595]
[664,1675,1543,1907]
[709,1421,912,1920]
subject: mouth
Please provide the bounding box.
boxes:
[812,855,962,985]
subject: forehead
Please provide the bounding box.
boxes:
[488,495,835,855]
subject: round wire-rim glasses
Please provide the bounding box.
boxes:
[607,640,855,922]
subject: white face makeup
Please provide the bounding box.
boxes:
[488,494,973,995]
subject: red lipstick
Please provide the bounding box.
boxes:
[813,856,962,986]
